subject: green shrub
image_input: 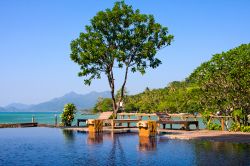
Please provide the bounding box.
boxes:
[61,103,77,126]
[230,122,241,132]
[241,126,250,132]
[230,122,250,132]
[208,123,222,130]
[202,110,212,128]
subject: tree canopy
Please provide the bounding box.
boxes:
[189,43,250,115]
[61,103,77,126]
[92,43,250,123]
[70,1,173,116]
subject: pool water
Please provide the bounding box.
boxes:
[0,127,249,166]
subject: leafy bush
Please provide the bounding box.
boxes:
[93,98,113,113]
[61,103,77,126]
[230,122,250,132]
[201,110,212,128]
[241,126,250,132]
[207,123,221,130]
[201,110,222,130]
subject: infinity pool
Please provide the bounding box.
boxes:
[0,128,249,166]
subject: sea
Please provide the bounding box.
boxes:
[0,112,207,129]
[0,112,97,125]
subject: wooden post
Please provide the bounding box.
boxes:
[32,115,35,123]
[111,119,114,130]
[221,118,225,131]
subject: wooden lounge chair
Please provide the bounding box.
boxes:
[156,112,199,130]
[77,111,113,126]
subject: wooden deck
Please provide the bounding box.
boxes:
[0,123,38,128]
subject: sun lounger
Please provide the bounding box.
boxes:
[156,112,199,130]
[77,111,113,127]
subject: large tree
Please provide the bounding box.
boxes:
[70,1,173,116]
[189,43,250,124]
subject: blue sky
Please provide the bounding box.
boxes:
[0,0,249,106]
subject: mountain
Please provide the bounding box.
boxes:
[2,91,111,112]
[5,103,31,110]
[0,107,6,112]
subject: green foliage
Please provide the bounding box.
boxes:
[61,103,77,126]
[230,122,250,132]
[70,1,173,84]
[231,109,245,124]
[70,1,173,115]
[122,81,202,113]
[201,110,212,127]
[189,44,250,117]
[207,123,222,130]
[230,122,241,132]
[230,109,250,132]
[90,42,249,129]
[201,110,222,130]
[240,126,250,132]
[93,97,113,113]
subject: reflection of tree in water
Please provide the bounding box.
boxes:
[62,129,75,143]
[107,133,127,166]
[194,141,250,165]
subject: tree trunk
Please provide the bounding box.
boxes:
[107,64,129,119]
[107,67,119,119]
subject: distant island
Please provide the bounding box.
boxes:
[0,91,110,112]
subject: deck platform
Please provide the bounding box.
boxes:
[0,123,38,128]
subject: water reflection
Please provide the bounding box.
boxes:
[138,136,157,152]
[0,128,249,166]
[87,132,103,144]
[62,129,75,142]
[107,133,127,166]
[194,141,250,166]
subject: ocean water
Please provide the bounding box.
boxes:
[0,112,207,128]
[0,112,97,125]
[0,112,210,129]
[0,127,249,166]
